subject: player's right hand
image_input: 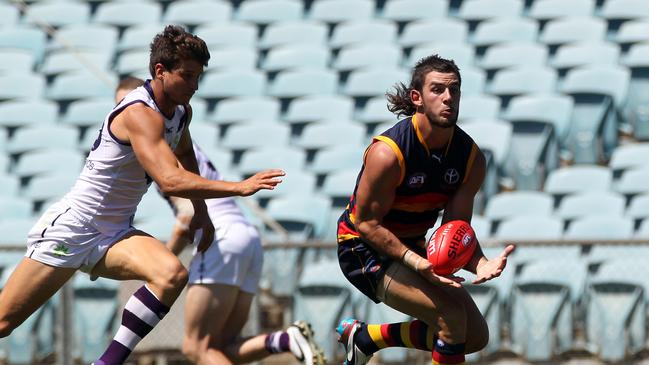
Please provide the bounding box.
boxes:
[237,169,285,196]
[189,203,215,252]
[417,260,464,288]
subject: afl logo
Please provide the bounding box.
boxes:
[462,233,472,247]
[444,168,460,184]
[408,173,426,188]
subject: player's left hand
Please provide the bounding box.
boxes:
[473,244,515,284]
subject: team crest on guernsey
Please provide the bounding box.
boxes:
[407,172,426,188]
[443,168,460,184]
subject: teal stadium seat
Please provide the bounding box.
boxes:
[381,0,448,22]
[399,18,468,48]
[321,168,357,207]
[587,244,649,264]
[23,173,78,203]
[0,26,46,65]
[635,216,649,238]
[263,45,330,72]
[0,196,33,220]
[236,0,304,25]
[489,67,557,104]
[41,50,112,77]
[195,145,233,173]
[93,1,162,28]
[210,96,280,125]
[221,123,291,151]
[308,145,365,177]
[495,216,564,241]
[163,0,233,28]
[333,44,401,71]
[561,65,630,163]
[479,42,548,72]
[344,67,409,98]
[621,43,649,140]
[0,3,19,28]
[47,71,117,102]
[0,174,19,197]
[544,165,612,197]
[539,16,607,48]
[564,215,634,240]
[406,42,475,69]
[504,93,574,142]
[609,142,649,176]
[0,99,58,128]
[197,69,266,99]
[185,123,218,149]
[269,69,338,98]
[469,215,492,240]
[329,20,397,49]
[0,218,37,246]
[255,169,317,199]
[285,95,354,124]
[195,22,258,49]
[264,194,332,242]
[617,168,649,196]
[556,191,626,220]
[210,47,259,70]
[258,21,328,49]
[295,122,366,150]
[308,0,374,24]
[62,98,115,128]
[48,24,118,55]
[457,0,523,23]
[237,146,306,176]
[13,149,85,178]
[458,94,500,122]
[6,125,79,155]
[115,50,150,77]
[0,49,34,75]
[458,67,486,96]
[357,96,398,125]
[484,191,554,222]
[24,1,90,28]
[0,74,45,101]
[550,42,620,75]
[600,0,649,34]
[615,18,649,48]
[586,258,648,361]
[117,23,166,53]
[627,192,649,221]
[132,187,175,224]
[0,152,8,173]
[471,18,538,50]
[528,0,595,22]
[461,119,512,168]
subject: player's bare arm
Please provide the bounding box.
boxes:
[355,142,462,287]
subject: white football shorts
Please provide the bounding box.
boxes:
[188,221,263,294]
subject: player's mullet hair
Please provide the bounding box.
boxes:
[386,54,461,117]
[149,25,210,77]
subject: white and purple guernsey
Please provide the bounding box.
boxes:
[63,80,188,236]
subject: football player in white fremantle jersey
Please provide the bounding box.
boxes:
[0,25,284,365]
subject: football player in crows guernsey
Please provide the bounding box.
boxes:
[117,78,325,365]
[335,55,516,365]
[0,25,284,365]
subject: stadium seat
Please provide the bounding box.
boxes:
[333,44,401,71]
[197,69,266,99]
[195,145,233,172]
[621,43,649,140]
[399,18,468,47]
[23,173,78,203]
[0,3,19,29]
[381,0,448,22]
[24,1,90,28]
[0,74,45,101]
[256,168,317,200]
[539,17,607,48]
[0,26,47,65]
[470,215,493,240]
[321,168,357,206]
[262,45,330,72]
[0,196,33,220]
[479,42,548,72]
[494,216,563,241]
[285,95,354,124]
[132,188,175,225]
[615,18,649,47]
[609,142,649,175]
[510,258,587,360]
[237,146,306,176]
[295,122,366,150]
[13,149,85,178]
[258,21,328,49]
[47,71,117,102]
[220,123,290,151]
[617,168,649,196]
[459,67,487,96]
[163,0,233,28]
[0,99,58,128]
[182,123,217,150]
[0,218,37,247]
[600,0,649,31]
[6,125,79,155]
[343,67,409,98]
[115,50,150,77]
[308,145,366,176]
[457,0,523,22]
[0,49,34,75]
[586,258,648,361]
[93,2,162,28]
[329,20,397,48]
[264,194,332,241]
[66,99,113,129]
[210,97,280,125]
[471,18,538,49]
[48,24,118,56]
[210,47,259,70]
[587,244,649,264]
[0,152,9,173]
[308,0,375,23]
[41,50,112,77]
[357,96,398,125]
[195,22,258,49]
[504,93,574,142]
[637,218,649,238]
[556,191,626,220]
[484,191,554,221]
[489,67,557,103]
[461,119,512,167]
[406,42,475,69]
[116,23,166,53]
[544,165,612,196]
[268,69,337,98]
[528,0,595,22]
[236,0,304,25]
[564,215,634,240]
[550,42,620,73]
[561,65,630,163]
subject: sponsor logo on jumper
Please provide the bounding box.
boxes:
[443,168,459,184]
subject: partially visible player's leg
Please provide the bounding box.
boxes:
[91,231,188,365]
[0,258,75,337]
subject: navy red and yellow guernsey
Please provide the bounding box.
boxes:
[337,114,478,253]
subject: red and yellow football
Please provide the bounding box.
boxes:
[426,220,477,275]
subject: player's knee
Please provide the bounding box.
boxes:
[466,316,489,353]
[155,259,188,291]
[181,338,200,362]
[436,300,468,341]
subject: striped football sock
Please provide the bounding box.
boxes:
[432,338,465,365]
[353,320,435,355]
[94,285,169,365]
[264,330,291,353]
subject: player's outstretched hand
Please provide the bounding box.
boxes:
[237,169,285,196]
[473,244,516,284]
[418,260,465,288]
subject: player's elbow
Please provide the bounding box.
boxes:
[356,220,380,240]
[157,175,184,197]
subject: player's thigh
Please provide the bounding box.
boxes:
[91,230,185,283]
[185,283,241,348]
[0,257,75,331]
[221,290,254,344]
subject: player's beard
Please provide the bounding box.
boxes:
[425,109,457,129]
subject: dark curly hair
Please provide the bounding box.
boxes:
[386,54,461,118]
[149,25,210,77]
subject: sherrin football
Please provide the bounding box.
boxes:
[426,220,477,275]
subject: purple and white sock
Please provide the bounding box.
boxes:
[264,330,291,354]
[94,285,169,365]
